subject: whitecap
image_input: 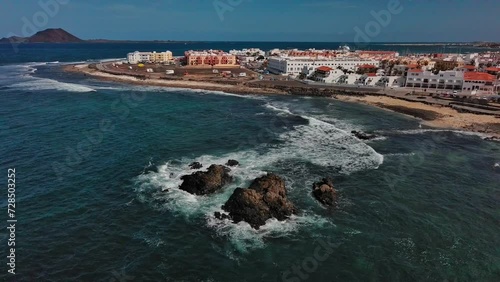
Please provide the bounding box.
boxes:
[9,78,96,93]
[134,102,383,250]
[207,212,332,253]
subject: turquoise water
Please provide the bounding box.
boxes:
[0,45,499,281]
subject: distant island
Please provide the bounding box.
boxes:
[0,28,193,44]
[2,28,500,47]
[0,28,82,43]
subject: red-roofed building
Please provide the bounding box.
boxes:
[463,72,497,92]
[408,68,423,73]
[457,65,477,72]
[316,66,333,72]
[485,67,500,75]
[313,66,336,80]
[358,64,377,69]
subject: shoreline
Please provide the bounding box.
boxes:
[63,64,288,95]
[335,95,500,138]
[64,63,500,139]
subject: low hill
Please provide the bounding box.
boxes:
[28,28,83,43]
[0,28,83,43]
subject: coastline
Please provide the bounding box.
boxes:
[63,64,288,95]
[64,63,500,139]
[335,95,500,138]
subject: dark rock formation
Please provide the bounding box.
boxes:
[221,173,296,229]
[179,165,232,195]
[188,162,203,169]
[312,178,338,206]
[351,130,377,140]
[226,159,239,167]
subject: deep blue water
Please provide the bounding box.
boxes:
[0,44,499,282]
[1,42,499,65]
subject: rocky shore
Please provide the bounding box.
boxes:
[176,161,339,229]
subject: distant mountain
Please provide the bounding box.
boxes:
[28,28,83,43]
[0,28,83,43]
[0,28,193,44]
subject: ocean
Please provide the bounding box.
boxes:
[0,43,499,282]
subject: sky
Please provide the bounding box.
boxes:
[1,0,500,42]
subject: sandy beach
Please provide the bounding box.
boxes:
[65,63,500,139]
[336,95,500,138]
[64,64,287,95]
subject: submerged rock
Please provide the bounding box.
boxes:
[226,159,239,167]
[351,130,377,140]
[221,173,296,229]
[312,178,338,207]
[179,165,232,195]
[188,162,203,169]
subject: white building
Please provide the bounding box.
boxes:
[127,50,173,64]
[309,66,404,87]
[229,48,265,56]
[405,69,464,90]
[463,72,497,92]
[127,51,150,64]
[267,57,380,76]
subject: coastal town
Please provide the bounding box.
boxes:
[122,46,500,97]
[68,45,500,138]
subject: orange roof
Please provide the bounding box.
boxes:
[408,68,423,73]
[407,64,419,68]
[316,66,333,72]
[464,72,495,81]
[462,65,476,70]
[359,64,377,69]
[485,67,500,72]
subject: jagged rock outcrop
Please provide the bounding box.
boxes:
[188,162,203,169]
[179,165,232,195]
[226,159,239,167]
[312,178,338,206]
[221,173,296,229]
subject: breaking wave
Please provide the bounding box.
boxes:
[9,78,97,93]
[134,102,383,251]
[1,63,97,93]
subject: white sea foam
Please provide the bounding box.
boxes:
[207,212,332,252]
[134,102,383,250]
[1,62,98,93]
[381,128,488,138]
[265,103,384,174]
[9,78,96,92]
[264,103,294,115]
